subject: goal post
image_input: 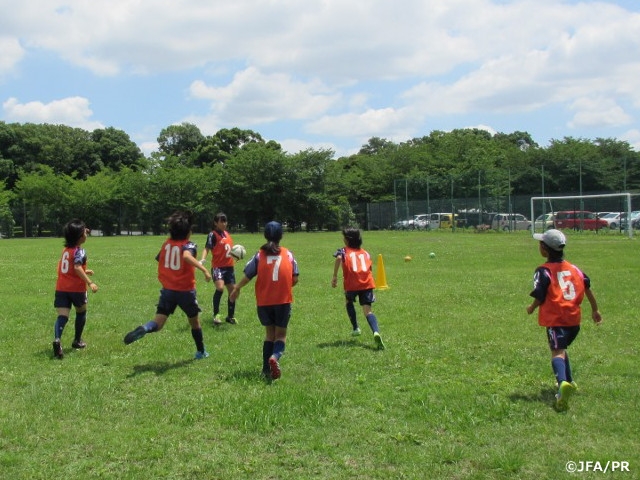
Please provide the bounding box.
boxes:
[530,193,635,238]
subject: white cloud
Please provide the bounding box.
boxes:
[1,0,639,154]
[3,97,103,131]
[189,67,339,125]
[621,129,640,152]
[568,97,632,128]
[0,37,24,74]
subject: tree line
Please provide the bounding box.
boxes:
[0,121,638,237]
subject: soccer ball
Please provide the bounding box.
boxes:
[429,252,436,258]
[230,244,246,260]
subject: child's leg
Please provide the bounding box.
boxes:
[268,326,286,380]
[564,352,574,383]
[54,308,70,340]
[262,340,274,374]
[362,305,380,333]
[272,326,287,360]
[73,305,87,345]
[226,283,236,319]
[213,289,223,316]
[188,315,206,355]
[551,350,567,385]
[346,301,358,330]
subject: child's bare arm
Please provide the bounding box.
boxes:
[75,265,98,293]
[585,288,602,324]
[184,251,212,282]
[526,298,540,315]
[230,275,251,301]
[331,257,341,288]
[200,248,211,264]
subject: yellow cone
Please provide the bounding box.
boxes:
[375,254,389,290]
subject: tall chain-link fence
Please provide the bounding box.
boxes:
[356,186,640,231]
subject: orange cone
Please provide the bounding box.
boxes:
[375,254,389,290]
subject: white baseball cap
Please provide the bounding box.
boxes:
[533,229,566,251]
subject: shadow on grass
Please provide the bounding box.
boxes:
[127,359,193,377]
[509,387,557,407]
[226,368,274,384]
[316,339,381,351]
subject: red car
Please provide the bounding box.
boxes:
[553,211,608,231]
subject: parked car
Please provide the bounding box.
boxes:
[391,214,429,230]
[412,214,429,229]
[553,211,608,230]
[620,211,640,230]
[534,213,555,231]
[391,219,412,230]
[425,213,460,229]
[600,212,623,229]
[490,213,531,231]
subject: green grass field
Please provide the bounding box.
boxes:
[1,230,638,479]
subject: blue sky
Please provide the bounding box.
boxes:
[1,0,639,158]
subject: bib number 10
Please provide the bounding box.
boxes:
[163,244,182,270]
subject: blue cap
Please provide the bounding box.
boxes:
[264,221,283,242]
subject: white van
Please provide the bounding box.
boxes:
[490,213,531,231]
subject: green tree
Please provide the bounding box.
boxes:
[68,172,119,235]
[284,148,334,230]
[13,166,72,236]
[195,128,267,166]
[157,123,205,161]
[146,163,211,234]
[220,142,288,231]
[0,182,15,237]
[112,168,150,234]
[90,127,147,172]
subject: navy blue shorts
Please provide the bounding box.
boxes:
[54,291,87,309]
[257,304,291,328]
[156,289,201,318]
[345,289,376,306]
[546,325,580,350]
[212,266,236,285]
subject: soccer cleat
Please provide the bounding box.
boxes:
[554,380,579,390]
[268,356,281,380]
[213,314,222,326]
[555,381,577,411]
[53,340,64,359]
[373,332,385,350]
[124,326,146,345]
[72,340,87,349]
[225,317,237,325]
[194,350,210,360]
[351,328,361,336]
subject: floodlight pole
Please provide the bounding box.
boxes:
[426,176,430,215]
[478,170,482,226]
[393,180,397,222]
[405,179,409,220]
[579,160,584,229]
[508,169,513,230]
[541,165,545,214]
[451,176,455,232]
